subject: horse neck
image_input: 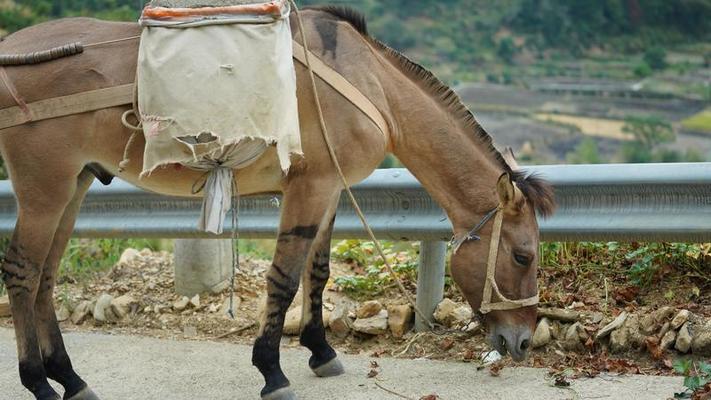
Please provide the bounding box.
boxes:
[382,67,505,229]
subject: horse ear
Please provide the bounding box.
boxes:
[496,172,525,213]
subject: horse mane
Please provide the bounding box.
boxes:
[310,6,556,218]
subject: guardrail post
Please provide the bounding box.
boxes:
[174,239,233,296]
[415,240,447,332]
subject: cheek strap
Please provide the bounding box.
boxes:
[479,208,539,314]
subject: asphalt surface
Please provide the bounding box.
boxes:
[0,328,683,400]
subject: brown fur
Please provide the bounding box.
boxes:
[0,8,554,399]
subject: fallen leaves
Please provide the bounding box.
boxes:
[489,361,505,377]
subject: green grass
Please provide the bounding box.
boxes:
[682,109,711,134]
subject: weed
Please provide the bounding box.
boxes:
[673,358,711,398]
[59,238,162,283]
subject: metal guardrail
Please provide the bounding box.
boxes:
[0,162,709,331]
[0,163,709,242]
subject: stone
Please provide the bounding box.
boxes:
[641,306,674,335]
[562,322,587,351]
[328,302,352,337]
[538,308,579,322]
[173,296,190,312]
[0,296,10,318]
[675,322,692,353]
[190,294,200,309]
[462,320,482,334]
[353,309,388,335]
[93,294,116,323]
[532,318,551,349]
[56,305,71,322]
[610,314,644,353]
[586,312,604,324]
[433,299,471,327]
[660,330,676,350]
[596,312,627,340]
[283,306,302,336]
[659,322,671,338]
[118,248,140,265]
[671,310,691,330]
[691,320,711,356]
[111,295,138,319]
[356,301,383,319]
[387,304,413,338]
[71,301,92,325]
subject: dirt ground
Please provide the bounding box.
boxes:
[2,246,708,392]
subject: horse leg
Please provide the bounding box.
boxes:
[35,169,99,400]
[252,176,341,400]
[299,214,345,377]
[2,166,85,400]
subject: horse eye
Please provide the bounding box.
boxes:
[514,253,533,267]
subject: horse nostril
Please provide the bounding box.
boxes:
[520,338,530,351]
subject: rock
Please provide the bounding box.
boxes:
[671,310,691,330]
[482,350,502,365]
[462,320,482,334]
[323,309,332,328]
[139,248,152,257]
[0,296,10,317]
[283,306,302,336]
[641,306,674,335]
[660,330,676,350]
[328,302,352,337]
[596,312,627,340]
[71,301,92,325]
[532,318,551,349]
[586,312,604,324]
[93,294,116,323]
[538,308,579,322]
[659,321,671,338]
[691,320,711,356]
[56,305,71,322]
[208,303,219,313]
[387,304,413,338]
[675,323,692,353]
[610,314,644,353]
[549,321,563,340]
[562,322,587,351]
[118,248,140,265]
[356,301,383,319]
[111,295,138,319]
[190,294,200,309]
[433,299,471,327]
[353,309,388,335]
[173,296,190,312]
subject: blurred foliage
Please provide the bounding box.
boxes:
[644,46,668,70]
[59,238,162,282]
[566,138,602,164]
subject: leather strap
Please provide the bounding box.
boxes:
[0,41,390,141]
[292,41,389,139]
[0,83,134,130]
[0,67,32,123]
[479,207,539,313]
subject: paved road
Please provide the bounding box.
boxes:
[1,328,683,400]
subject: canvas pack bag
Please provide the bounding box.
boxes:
[138,0,302,233]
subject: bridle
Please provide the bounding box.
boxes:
[451,205,539,315]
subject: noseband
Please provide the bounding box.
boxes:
[451,205,539,314]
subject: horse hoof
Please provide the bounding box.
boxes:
[66,387,100,400]
[261,387,297,400]
[312,357,345,378]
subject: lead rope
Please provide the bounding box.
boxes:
[290,1,437,331]
[228,178,240,319]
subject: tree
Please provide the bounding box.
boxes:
[496,37,517,64]
[622,116,675,149]
[644,47,667,70]
[566,138,602,164]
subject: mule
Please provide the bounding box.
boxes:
[0,6,555,400]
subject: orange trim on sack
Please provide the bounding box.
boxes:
[141,1,285,20]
